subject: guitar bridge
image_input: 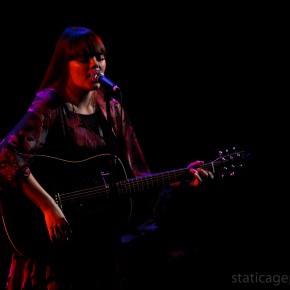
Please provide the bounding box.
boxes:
[54,193,63,211]
[101,171,110,188]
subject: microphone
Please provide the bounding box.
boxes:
[91,69,120,92]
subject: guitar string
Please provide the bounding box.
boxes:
[53,151,246,204]
[58,162,217,204]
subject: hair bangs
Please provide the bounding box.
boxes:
[66,28,107,60]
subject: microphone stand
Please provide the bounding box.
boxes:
[104,89,125,290]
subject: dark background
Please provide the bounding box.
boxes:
[0,3,286,289]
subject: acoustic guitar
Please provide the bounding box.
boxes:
[0,149,247,257]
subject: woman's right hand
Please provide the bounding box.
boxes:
[22,173,72,243]
[43,205,72,243]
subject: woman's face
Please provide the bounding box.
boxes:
[68,54,106,91]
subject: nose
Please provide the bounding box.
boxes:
[90,56,100,68]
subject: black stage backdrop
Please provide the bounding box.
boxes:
[0,3,286,289]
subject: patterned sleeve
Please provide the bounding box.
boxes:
[0,89,58,190]
[110,99,151,177]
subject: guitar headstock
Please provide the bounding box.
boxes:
[211,147,249,178]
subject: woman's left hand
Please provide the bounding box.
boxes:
[186,160,214,187]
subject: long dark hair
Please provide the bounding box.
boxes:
[39,26,107,102]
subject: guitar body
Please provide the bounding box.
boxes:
[0,154,133,257]
[0,187,51,256]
